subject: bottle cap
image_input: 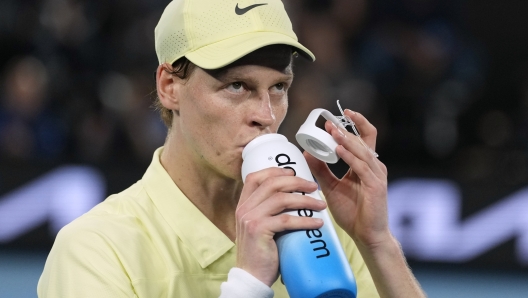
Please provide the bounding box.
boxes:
[295,109,344,164]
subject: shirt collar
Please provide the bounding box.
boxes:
[142,147,235,268]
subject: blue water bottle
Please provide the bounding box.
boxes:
[241,133,357,298]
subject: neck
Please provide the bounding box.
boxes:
[160,133,242,241]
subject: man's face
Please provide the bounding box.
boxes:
[175,62,293,180]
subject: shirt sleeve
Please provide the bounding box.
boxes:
[219,267,274,298]
[37,216,137,298]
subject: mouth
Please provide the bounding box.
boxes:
[242,133,272,148]
[240,142,251,151]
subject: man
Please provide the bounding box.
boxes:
[38,0,426,297]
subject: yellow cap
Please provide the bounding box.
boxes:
[155,0,315,69]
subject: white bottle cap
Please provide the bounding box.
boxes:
[295,109,344,164]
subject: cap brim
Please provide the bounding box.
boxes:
[184,31,315,69]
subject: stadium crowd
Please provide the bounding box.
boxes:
[1,0,526,194]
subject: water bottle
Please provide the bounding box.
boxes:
[241,133,357,298]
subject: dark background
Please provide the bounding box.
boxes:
[1,0,527,271]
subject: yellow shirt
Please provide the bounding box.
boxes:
[38,147,379,297]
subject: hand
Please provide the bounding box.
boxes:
[235,167,326,286]
[304,109,390,249]
[305,110,428,298]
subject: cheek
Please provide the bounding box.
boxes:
[181,89,239,151]
[182,86,222,128]
[273,99,289,129]
[178,92,217,151]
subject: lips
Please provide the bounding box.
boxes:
[242,133,270,148]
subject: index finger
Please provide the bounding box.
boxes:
[344,109,377,150]
[239,167,294,205]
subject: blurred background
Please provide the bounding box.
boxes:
[1,0,528,297]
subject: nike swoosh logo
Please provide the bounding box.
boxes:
[235,3,268,15]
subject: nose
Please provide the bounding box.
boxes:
[249,91,276,129]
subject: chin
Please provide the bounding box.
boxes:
[221,157,243,181]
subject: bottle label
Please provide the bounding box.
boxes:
[274,152,330,259]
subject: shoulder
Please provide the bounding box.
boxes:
[38,201,144,297]
[46,178,164,267]
[57,180,154,248]
[39,180,165,288]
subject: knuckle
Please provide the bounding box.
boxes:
[380,163,388,176]
[261,177,277,189]
[273,193,295,210]
[244,219,260,234]
[265,175,290,189]
[245,172,258,184]
[358,161,370,173]
[235,208,245,221]
[273,192,287,202]
[365,152,376,163]
[277,214,291,226]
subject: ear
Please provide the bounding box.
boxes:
[156,63,183,111]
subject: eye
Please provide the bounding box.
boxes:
[270,82,288,95]
[226,82,246,93]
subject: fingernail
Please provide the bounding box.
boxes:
[314,218,324,224]
[283,168,295,175]
[332,121,347,132]
[345,109,357,115]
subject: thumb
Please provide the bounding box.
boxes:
[303,151,338,192]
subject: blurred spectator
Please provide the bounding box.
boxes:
[33,0,167,165]
[0,0,489,167]
[283,0,488,166]
[0,56,67,162]
[92,71,165,163]
[353,1,487,159]
[281,0,376,145]
[0,0,519,173]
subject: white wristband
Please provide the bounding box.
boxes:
[219,267,274,298]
